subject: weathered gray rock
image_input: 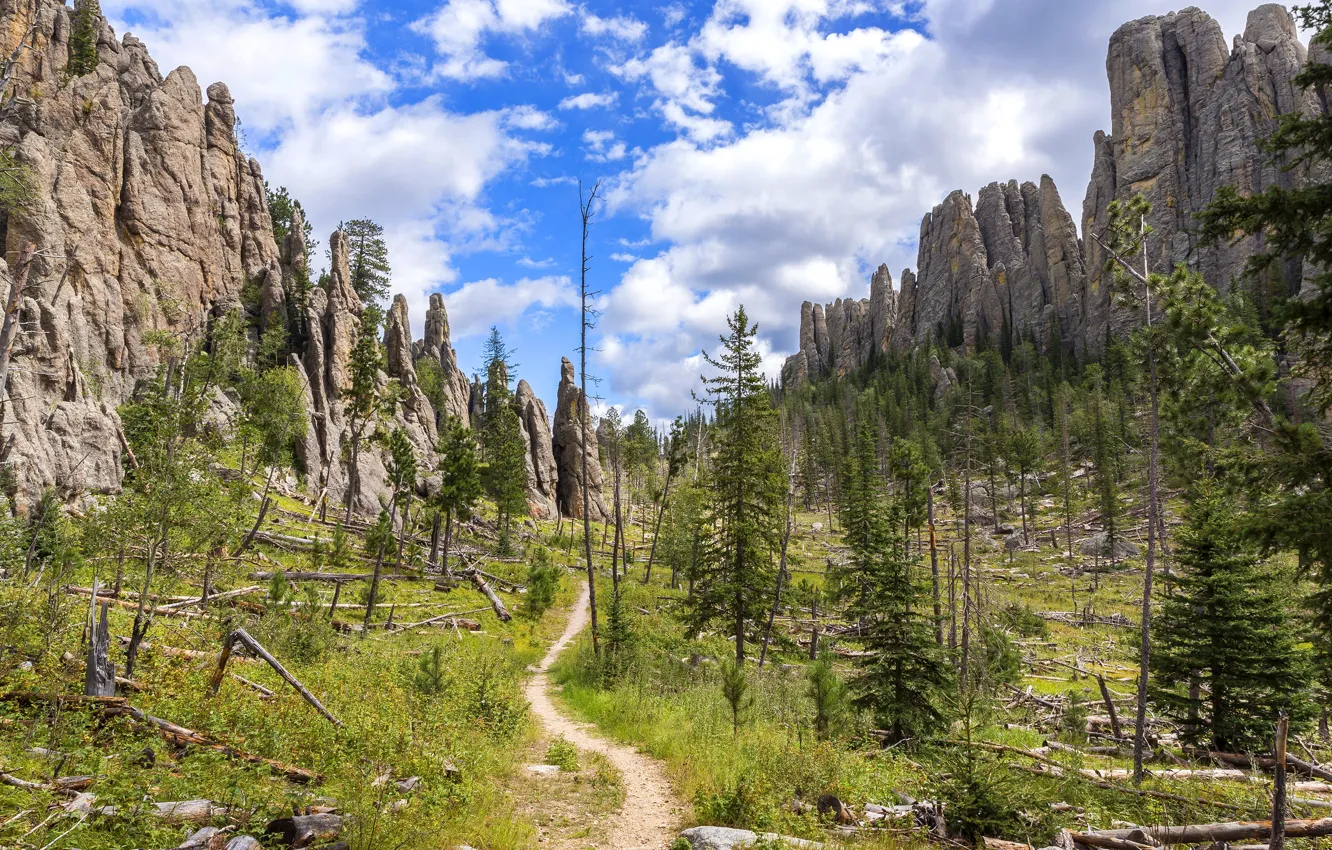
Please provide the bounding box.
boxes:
[415,293,471,424]
[0,1,277,505]
[514,379,558,521]
[679,827,823,850]
[552,358,610,522]
[784,4,1323,378]
[1079,532,1141,560]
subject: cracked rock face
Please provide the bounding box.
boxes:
[0,0,577,518]
[784,3,1322,385]
[552,357,610,523]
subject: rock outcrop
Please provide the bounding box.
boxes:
[413,292,471,424]
[784,3,1321,383]
[0,0,584,519]
[553,358,611,522]
[515,379,559,521]
[0,1,277,505]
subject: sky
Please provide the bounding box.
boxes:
[102,0,1278,422]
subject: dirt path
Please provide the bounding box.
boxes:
[524,581,684,850]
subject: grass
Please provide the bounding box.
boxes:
[0,508,593,850]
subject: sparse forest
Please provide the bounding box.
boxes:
[4,0,1332,849]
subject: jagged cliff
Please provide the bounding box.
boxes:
[0,0,605,518]
[785,3,1320,384]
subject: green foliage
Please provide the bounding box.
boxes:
[0,148,36,213]
[545,736,579,772]
[480,338,528,551]
[719,659,752,737]
[840,415,952,743]
[602,587,634,679]
[414,645,448,695]
[522,547,561,621]
[806,649,846,740]
[937,748,1056,844]
[364,511,394,562]
[997,602,1049,639]
[341,219,391,306]
[238,365,308,473]
[1060,691,1090,745]
[66,0,100,78]
[687,307,785,665]
[1150,480,1314,750]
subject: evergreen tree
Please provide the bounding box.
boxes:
[686,306,784,665]
[843,417,953,743]
[1150,481,1313,751]
[342,305,385,524]
[1194,2,1332,643]
[67,0,100,78]
[430,416,483,574]
[481,336,527,552]
[341,219,391,306]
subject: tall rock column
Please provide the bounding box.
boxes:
[553,357,610,522]
[515,379,559,520]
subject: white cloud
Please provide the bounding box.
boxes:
[412,0,572,80]
[581,12,648,42]
[503,105,558,130]
[105,0,392,132]
[558,91,619,110]
[582,129,628,162]
[610,253,638,263]
[444,276,579,337]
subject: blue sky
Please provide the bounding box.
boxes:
[103,0,1270,420]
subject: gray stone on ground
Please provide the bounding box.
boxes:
[679,827,823,850]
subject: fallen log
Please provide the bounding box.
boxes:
[95,702,321,783]
[1206,751,1332,783]
[1087,819,1332,845]
[267,812,343,846]
[208,629,341,727]
[460,569,511,622]
[380,609,488,636]
[159,586,264,612]
[249,571,424,583]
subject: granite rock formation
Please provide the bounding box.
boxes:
[553,357,611,522]
[785,3,1320,384]
[0,0,602,518]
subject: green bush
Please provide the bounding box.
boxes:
[546,736,579,772]
[998,602,1050,639]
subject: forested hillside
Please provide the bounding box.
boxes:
[3,0,1332,849]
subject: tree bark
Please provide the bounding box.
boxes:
[208,628,342,726]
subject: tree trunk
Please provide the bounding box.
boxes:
[363,493,399,629]
[208,628,342,726]
[644,471,673,584]
[928,485,942,646]
[429,511,441,570]
[441,511,454,576]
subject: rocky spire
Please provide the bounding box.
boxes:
[416,292,471,424]
[553,357,610,522]
[515,379,559,520]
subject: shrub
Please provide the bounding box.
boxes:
[414,645,447,695]
[522,547,561,621]
[998,602,1050,639]
[546,736,579,772]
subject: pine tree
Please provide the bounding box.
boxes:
[842,416,953,743]
[1150,481,1313,751]
[686,306,784,666]
[341,219,391,306]
[342,305,385,525]
[481,336,527,552]
[67,0,100,78]
[430,416,482,574]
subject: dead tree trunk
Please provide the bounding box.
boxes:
[462,568,512,622]
[207,628,342,726]
[85,600,115,697]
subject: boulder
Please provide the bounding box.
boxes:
[1078,532,1140,560]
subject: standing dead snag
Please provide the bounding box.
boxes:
[1274,713,1291,850]
[84,600,114,697]
[208,628,342,726]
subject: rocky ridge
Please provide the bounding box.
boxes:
[0,0,606,518]
[785,3,1320,385]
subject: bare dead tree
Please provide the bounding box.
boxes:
[579,179,602,656]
